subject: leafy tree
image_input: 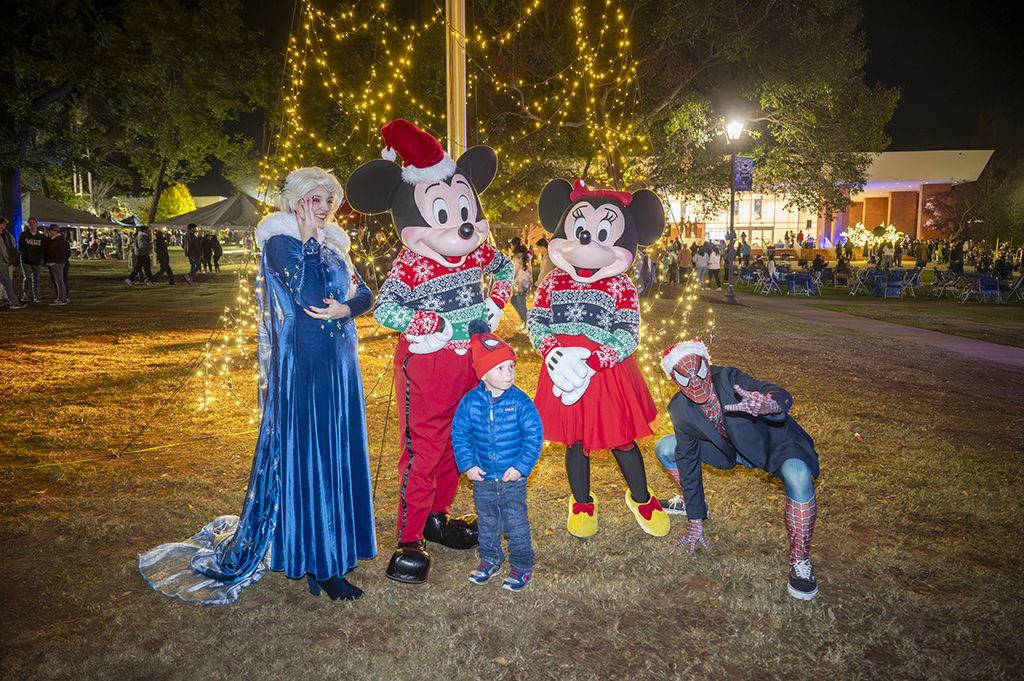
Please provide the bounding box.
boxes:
[0,0,116,230]
[109,0,272,224]
[155,183,197,220]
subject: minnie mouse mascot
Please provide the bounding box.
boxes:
[346,120,513,584]
[528,179,670,539]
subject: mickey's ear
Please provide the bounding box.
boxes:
[456,146,498,193]
[629,189,666,246]
[345,159,404,215]
[538,179,574,234]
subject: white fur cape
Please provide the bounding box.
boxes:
[254,211,358,301]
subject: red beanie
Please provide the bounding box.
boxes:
[468,319,516,379]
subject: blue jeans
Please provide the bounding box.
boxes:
[655,434,814,503]
[472,477,534,571]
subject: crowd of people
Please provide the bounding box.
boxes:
[0,216,238,310]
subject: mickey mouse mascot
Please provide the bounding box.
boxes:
[527,179,670,539]
[346,120,513,584]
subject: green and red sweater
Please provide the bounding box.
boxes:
[374,244,513,351]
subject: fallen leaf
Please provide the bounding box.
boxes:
[490,657,508,666]
[828,607,836,620]
[864,649,899,665]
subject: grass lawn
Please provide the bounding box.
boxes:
[2,257,1022,680]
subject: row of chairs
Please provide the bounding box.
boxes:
[930,269,1024,304]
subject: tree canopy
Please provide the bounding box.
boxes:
[1,0,270,228]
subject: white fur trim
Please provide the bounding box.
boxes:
[254,211,358,301]
[661,340,710,379]
[400,154,457,185]
[382,148,397,162]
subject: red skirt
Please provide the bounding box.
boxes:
[534,336,658,453]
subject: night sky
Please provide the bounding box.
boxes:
[193,0,1024,194]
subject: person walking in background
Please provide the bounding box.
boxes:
[183,223,203,286]
[201,234,214,272]
[692,245,708,290]
[707,246,723,291]
[211,233,223,273]
[0,218,26,309]
[44,224,70,305]
[125,226,156,287]
[676,242,692,287]
[151,230,175,285]
[508,245,531,330]
[535,238,554,284]
[18,217,45,303]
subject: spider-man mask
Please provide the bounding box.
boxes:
[672,354,714,404]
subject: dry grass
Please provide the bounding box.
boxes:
[1,258,1023,680]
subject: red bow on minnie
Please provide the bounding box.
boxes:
[569,179,632,206]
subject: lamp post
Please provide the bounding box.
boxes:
[724,121,744,305]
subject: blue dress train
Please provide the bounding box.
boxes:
[139,233,377,604]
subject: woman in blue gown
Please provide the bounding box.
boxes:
[139,168,377,603]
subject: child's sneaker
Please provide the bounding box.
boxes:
[502,568,532,592]
[468,560,501,585]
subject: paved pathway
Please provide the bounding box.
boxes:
[721,291,1024,368]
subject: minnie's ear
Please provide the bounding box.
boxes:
[345,159,404,215]
[456,146,498,193]
[629,189,666,246]
[538,179,574,234]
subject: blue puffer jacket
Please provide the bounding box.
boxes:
[452,383,544,480]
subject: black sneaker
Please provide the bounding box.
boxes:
[658,494,688,516]
[788,560,818,600]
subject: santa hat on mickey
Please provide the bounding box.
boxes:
[660,339,710,379]
[468,319,516,379]
[380,119,458,186]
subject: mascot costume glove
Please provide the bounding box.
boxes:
[485,297,503,333]
[545,346,595,404]
[407,319,454,354]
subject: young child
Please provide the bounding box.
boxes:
[452,320,544,591]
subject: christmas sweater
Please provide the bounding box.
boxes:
[374,244,513,350]
[527,268,641,371]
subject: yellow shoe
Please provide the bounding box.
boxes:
[625,487,671,536]
[567,494,598,538]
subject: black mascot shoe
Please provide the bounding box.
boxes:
[423,512,480,550]
[385,540,431,584]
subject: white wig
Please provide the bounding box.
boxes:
[278,167,344,215]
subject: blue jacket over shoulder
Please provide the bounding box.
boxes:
[452,383,544,480]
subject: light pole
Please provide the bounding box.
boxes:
[724,121,744,305]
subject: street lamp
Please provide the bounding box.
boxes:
[724,121,744,305]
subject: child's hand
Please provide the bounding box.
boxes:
[501,467,522,482]
[466,466,485,482]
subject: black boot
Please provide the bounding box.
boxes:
[307,574,364,601]
[385,540,431,584]
[423,512,479,550]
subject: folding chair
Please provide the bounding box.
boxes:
[810,271,824,295]
[761,272,783,295]
[849,268,870,296]
[787,272,812,296]
[883,274,904,299]
[960,277,983,303]
[900,268,922,298]
[1002,273,1024,302]
[752,269,768,294]
[979,277,1003,304]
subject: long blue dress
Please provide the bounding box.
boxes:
[139,231,377,604]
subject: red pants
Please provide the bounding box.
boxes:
[393,339,477,543]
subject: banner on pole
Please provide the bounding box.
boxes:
[734,157,754,192]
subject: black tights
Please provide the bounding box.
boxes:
[565,441,651,505]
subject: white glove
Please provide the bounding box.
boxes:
[545,346,593,393]
[552,370,594,405]
[406,320,454,354]
[485,298,503,332]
